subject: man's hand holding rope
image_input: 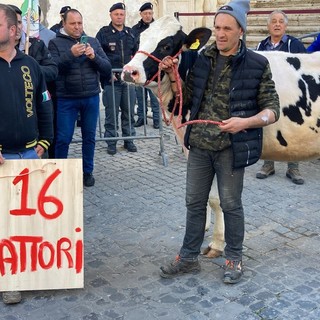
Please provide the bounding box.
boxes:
[159,56,179,79]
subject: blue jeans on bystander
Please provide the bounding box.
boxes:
[55,95,100,174]
[1,148,39,160]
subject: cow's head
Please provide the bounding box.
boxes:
[122,15,211,86]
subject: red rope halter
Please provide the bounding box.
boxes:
[134,50,223,129]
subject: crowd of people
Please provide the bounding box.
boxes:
[0,0,319,304]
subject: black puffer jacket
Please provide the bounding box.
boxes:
[184,42,279,168]
[48,33,111,98]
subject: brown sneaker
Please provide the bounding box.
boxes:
[160,255,201,279]
[223,260,243,284]
[286,168,304,185]
[2,291,22,304]
[256,163,275,179]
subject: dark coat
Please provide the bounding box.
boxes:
[48,33,112,98]
[26,37,58,83]
[257,35,307,53]
[0,50,53,151]
[184,42,279,168]
[96,23,138,87]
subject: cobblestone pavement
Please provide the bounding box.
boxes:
[2,122,320,320]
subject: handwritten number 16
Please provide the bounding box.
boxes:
[10,168,63,220]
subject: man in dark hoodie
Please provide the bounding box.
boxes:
[0,4,53,304]
[255,10,307,185]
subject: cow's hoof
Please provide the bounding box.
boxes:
[202,247,223,258]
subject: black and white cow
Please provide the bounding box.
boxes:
[122,15,320,258]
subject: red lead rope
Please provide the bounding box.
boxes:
[134,50,223,129]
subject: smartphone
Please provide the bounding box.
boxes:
[80,35,88,45]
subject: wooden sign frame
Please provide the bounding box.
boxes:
[0,159,83,291]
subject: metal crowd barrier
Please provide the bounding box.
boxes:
[72,68,169,166]
[297,31,320,42]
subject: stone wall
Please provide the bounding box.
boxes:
[2,0,318,48]
[2,0,219,36]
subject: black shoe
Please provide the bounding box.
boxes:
[153,120,159,129]
[83,173,95,187]
[107,145,117,155]
[124,141,137,152]
[134,118,146,127]
[159,255,201,279]
[223,260,243,284]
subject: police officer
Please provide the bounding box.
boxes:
[96,3,138,155]
[132,2,160,129]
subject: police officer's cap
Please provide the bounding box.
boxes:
[109,2,126,12]
[60,6,71,14]
[139,2,153,12]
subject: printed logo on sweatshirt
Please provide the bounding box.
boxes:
[21,66,34,118]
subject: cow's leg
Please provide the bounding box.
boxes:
[205,202,211,231]
[203,177,224,258]
[171,117,188,156]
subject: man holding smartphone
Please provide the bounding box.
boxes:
[49,9,112,187]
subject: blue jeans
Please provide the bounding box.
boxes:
[180,146,245,261]
[55,95,99,174]
[135,87,159,122]
[1,148,39,160]
[103,82,136,145]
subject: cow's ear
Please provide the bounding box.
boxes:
[184,28,212,51]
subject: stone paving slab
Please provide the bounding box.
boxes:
[2,123,320,320]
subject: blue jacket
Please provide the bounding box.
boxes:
[48,32,111,98]
[307,34,320,53]
[257,35,306,53]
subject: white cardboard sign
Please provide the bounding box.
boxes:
[0,159,83,291]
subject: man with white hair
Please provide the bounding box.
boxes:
[255,10,307,185]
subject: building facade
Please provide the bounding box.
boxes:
[3,0,220,37]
